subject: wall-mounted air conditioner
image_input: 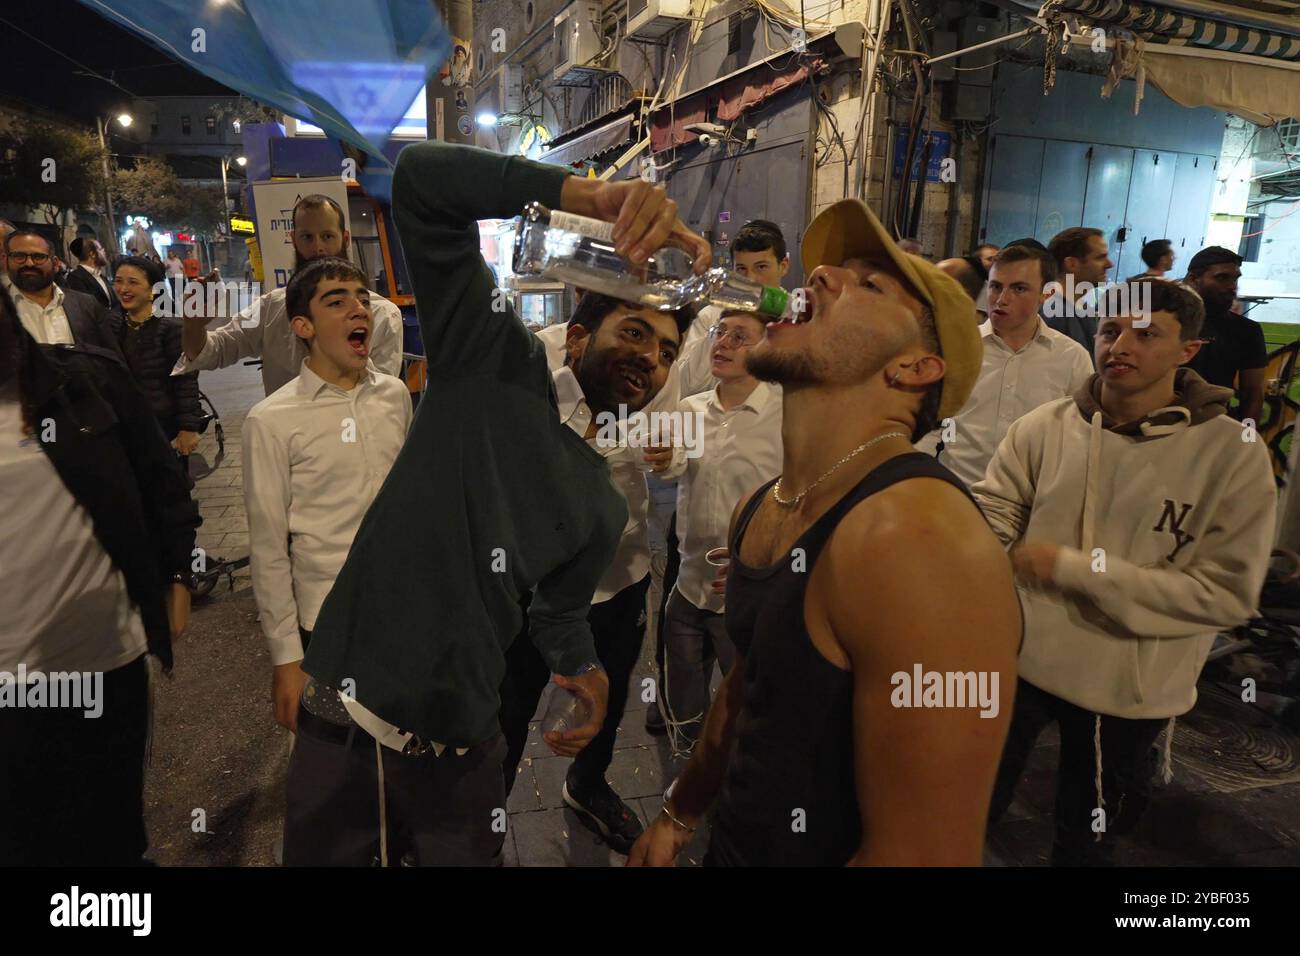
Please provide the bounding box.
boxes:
[554,1,604,82]
[499,64,524,115]
[627,0,692,40]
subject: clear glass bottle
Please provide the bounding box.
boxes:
[512,202,789,318]
[541,663,601,737]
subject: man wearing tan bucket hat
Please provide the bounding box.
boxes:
[629,200,1022,867]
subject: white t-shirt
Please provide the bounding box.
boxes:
[0,385,147,674]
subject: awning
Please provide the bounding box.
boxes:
[538,114,634,167]
[1054,0,1300,59]
[1140,42,1300,125]
[1029,1,1300,124]
[649,56,825,154]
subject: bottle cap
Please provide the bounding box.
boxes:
[759,285,790,318]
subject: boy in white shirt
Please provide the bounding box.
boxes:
[918,244,1093,486]
[242,257,411,735]
[974,277,1275,865]
[652,309,782,752]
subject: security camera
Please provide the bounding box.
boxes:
[684,122,728,138]
[698,132,719,148]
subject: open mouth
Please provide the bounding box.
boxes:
[1104,361,1135,374]
[768,288,815,331]
[617,364,648,392]
[347,326,370,356]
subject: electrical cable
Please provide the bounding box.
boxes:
[0,14,138,98]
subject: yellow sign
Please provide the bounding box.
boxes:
[230,216,256,235]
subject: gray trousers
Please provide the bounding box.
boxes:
[662,588,737,752]
[284,709,507,867]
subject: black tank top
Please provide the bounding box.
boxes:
[708,452,978,867]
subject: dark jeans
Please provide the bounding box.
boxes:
[653,512,681,706]
[988,678,1166,866]
[0,654,150,866]
[500,575,652,793]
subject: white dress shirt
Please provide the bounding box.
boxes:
[174,286,406,395]
[537,321,569,370]
[661,381,783,612]
[918,318,1093,487]
[2,274,75,345]
[242,360,413,666]
[552,365,649,603]
[0,383,146,673]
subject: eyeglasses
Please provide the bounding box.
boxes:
[8,252,51,265]
[708,324,756,348]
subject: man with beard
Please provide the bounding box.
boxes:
[289,141,708,866]
[498,290,695,855]
[65,237,120,312]
[176,194,405,395]
[629,199,1022,867]
[2,231,120,353]
[1184,246,1266,424]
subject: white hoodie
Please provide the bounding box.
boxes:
[972,370,1276,719]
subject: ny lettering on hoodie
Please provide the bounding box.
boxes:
[971,368,1276,720]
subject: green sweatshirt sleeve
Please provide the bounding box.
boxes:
[528,522,622,676]
[390,141,570,376]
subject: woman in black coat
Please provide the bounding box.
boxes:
[111,255,204,459]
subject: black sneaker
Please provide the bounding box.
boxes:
[645,701,667,736]
[562,768,644,854]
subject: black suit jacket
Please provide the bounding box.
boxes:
[65,264,119,311]
[61,288,124,357]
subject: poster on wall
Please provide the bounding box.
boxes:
[439,36,472,87]
[251,176,351,291]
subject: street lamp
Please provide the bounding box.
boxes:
[219,154,247,262]
[96,112,134,256]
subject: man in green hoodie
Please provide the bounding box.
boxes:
[975,277,1276,865]
[284,141,709,866]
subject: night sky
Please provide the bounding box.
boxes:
[0,1,236,125]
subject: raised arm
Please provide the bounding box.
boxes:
[389,142,569,377]
[177,292,266,369]
[391,141,709,378]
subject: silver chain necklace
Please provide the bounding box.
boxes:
[772,431,908,508]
